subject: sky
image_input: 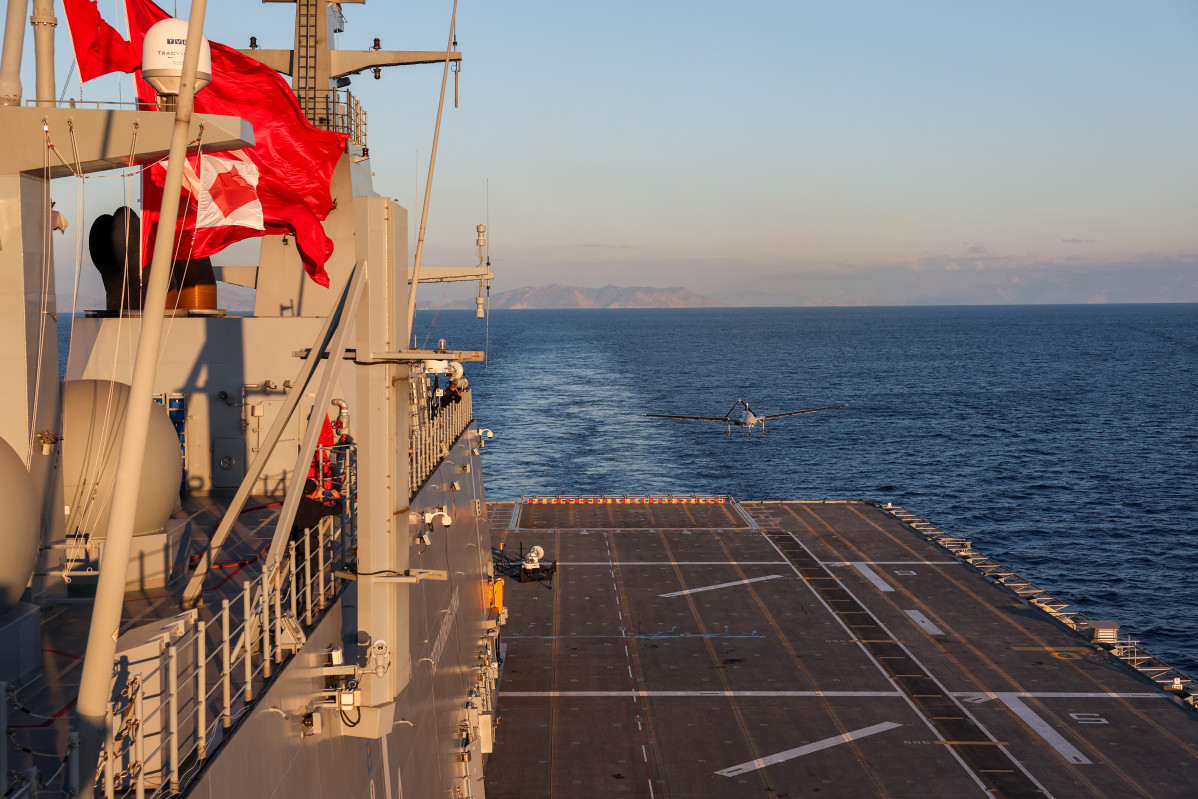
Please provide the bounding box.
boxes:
[31,0,1198,306]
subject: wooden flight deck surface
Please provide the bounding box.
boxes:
[484,499,1198,798]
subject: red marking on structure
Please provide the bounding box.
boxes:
[8,697,77,729]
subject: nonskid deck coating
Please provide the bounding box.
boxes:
[485,500,1198,798]
[517,501,746,530]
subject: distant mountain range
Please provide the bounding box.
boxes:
[437,284,729,310]
[62,281,725,313]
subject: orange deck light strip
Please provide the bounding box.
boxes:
[521,495,730,505]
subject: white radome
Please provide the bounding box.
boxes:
[0,436,38,615]
[142,18,212,96]
[61,380,183,540]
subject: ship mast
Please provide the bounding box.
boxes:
[73,5,215,790]
[244,0,461,131]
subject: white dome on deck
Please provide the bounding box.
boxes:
[61,380,182,541]
[0,436,37,616]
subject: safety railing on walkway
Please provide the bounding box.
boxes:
[2,444,361,798]
[0,685,79,798]
[5,446,354,797]
[94,505,350,798]
[409,388,473,498]
[296,89,368,146]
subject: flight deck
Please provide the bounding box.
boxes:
[484,499,1198,798]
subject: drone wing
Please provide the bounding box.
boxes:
[758,403,849,420]
[643,414,732,422]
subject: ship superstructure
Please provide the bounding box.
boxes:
[0,1,500,797]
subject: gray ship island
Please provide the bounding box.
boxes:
[0,2,1195,799]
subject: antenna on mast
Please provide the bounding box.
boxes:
[452,32,460,107]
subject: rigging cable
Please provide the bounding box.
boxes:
[66,118,85,360]
[63,127,142,581]
[404,0,459,348]
[57,61,75,103]
[28,123,53,466]
[59,120,87,582]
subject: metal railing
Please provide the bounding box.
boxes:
[0,685,79,798]
[95,506,351,798]
[410,389,473,498]
[295,89,368,146]
[1,446,359,798]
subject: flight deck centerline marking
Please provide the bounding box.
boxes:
[502,690,905,698]
[905,609,946,637]
[993,693,1092,765]
[714,722,903,777]
[605,533,657,798]
[560,561,789,566]
[791,504,1081,786]
[851,562,894,592]
[658,574,784,597]
[952,692,1164,700]
[761,527,1048,797]
[850,504,1198,770]
[824,560,959,566]
[759,535,992,794]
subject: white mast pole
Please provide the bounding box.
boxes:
[404,0,458,347]
[30,0,54,106]
[74,2,210,792]
[0,0,27,106]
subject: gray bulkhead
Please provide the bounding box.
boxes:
[182,435,495,799]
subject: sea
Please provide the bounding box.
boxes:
[418,303,1198,678]
[60,303,1198,676]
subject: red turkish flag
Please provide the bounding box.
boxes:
[63,0,347,286]
[62,0,141,81]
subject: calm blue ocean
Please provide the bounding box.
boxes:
[59,304,1198,675]
[420,304,1198,676]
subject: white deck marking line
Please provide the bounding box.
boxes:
[561,561,789,566]
[502,690,905,698]
[905,609,945,636]
[605,533,655,799]
[1019,692,1162,699]
[715,722,903,777]
[501,689,1166,700]
[825,560,958,566]
[994,693,1092,765]
[851,562,894,592]
[732,501,762,530]
[760,532,1040,797]
[659,574,784,597]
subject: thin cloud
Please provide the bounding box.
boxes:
[1061,238,1096,244]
